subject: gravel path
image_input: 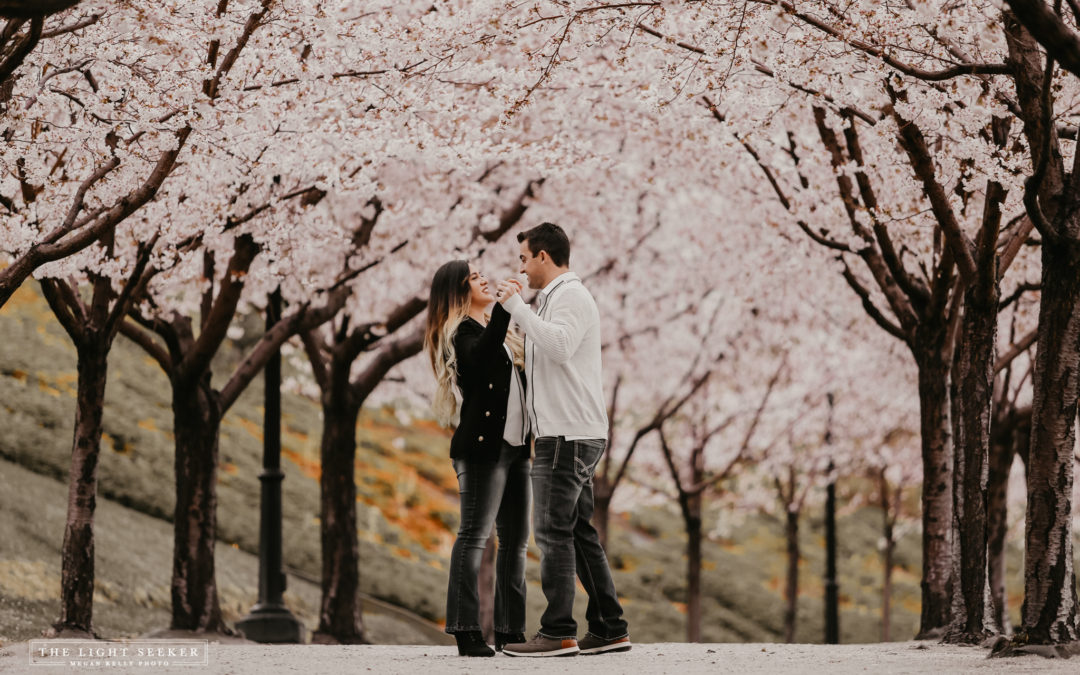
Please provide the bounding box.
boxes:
[2,641,1078,674]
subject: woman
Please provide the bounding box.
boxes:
[424,260,530,657]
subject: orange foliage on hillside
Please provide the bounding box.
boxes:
[232,417,264,443]
[283,448,321,481]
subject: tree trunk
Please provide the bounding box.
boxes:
[313,393,365,644]
[53,340,108,635]
[0,0,81,18]
[987,422,1017,635]
[945,284,999,643]
[685,502,703,644]
[1019,243,1080,644]
[478,532,496,644]
[913,348,955,638]
[170,377,229,633]
[880,472,895,643]
[784,507,799,644]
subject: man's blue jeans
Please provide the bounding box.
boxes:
[532,436,628,640]
[445,442,530,634]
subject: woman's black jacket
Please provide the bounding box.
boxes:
[450,303,527,461]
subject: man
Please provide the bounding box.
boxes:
[494,222,630,657]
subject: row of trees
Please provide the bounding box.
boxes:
[3,0,1080,650]
[448,0,1074,647]
[0,1,759,643]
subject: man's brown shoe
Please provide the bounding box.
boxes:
[578,632,632,655]
[502,633,579,657]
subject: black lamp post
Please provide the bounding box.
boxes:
[237,289,304,643]
[824,392,839,644]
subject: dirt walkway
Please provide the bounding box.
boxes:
[1,641,1077,674]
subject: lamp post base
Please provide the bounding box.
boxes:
[236,606,305,644]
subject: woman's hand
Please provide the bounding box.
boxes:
[496,279,522,304]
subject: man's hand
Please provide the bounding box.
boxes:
[496,279,522,304]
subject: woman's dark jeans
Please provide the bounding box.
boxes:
[445,441,530,634]
[532,436,628,640]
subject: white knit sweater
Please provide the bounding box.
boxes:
[501,272,609,440]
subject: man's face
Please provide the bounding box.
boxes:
[519,240,544,290]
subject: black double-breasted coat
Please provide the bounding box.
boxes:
[449,303,528,461]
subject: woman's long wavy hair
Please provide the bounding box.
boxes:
[424,260,525,427]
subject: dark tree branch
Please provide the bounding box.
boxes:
[0,14,40,84]
[688,358,786,495]
[104,236,159,341]
[350,328,424,404]
[842,110,931,306]
[40,12,98,38]
[995,329,1038,373]
[1004,0,1080,79]
[886,84,978,281]
[475,178,545,243]
[773,0,1011,81]
[39,277,84,344]
[998,216,1037,280]
[177,233,259,384]
[351,196,384,250]
[0,1,80,18]
[118,320,172,375]
[813,106,920,331]
[204,0,272,99]
[840,260,909,341]
[218,283,350,412]
[339,295,427,363]
[301,329,331,395]
[999,282,1041,310]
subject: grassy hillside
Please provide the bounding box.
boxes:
[0,281,1030,643]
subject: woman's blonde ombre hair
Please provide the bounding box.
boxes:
[424,260,524,428]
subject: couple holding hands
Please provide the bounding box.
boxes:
[423,223,630,657]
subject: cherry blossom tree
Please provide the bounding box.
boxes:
[467,0,1047,642]
[3,0,297,634]
[656,359,782,644]
[17,0,453,634]
[995,1,1080,644]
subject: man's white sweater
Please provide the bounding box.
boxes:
[502,272,609,441]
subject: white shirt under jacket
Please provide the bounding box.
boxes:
[503,343,527,446]
[501,271,609,441]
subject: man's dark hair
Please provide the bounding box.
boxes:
[517,222,570,267]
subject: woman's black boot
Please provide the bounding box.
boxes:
[454,631,495,657]
[494,631,526,652]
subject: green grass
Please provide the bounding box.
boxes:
[0,281,1051,644]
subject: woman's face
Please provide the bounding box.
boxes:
[467,264,494,307]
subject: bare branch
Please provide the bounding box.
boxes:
[39,277,84,344]
[772,0,1011,81]
[118,320,172,375]
[301,329,331,395]
[689,358,787,495]
[176,233,260,384]
[350,328,424,405]
[998,281,1040,310]
[995,329,1038,373]
[840,259,908,341]
[40,12,99,38]
[886,84,978,281]
[104,236,159,341]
